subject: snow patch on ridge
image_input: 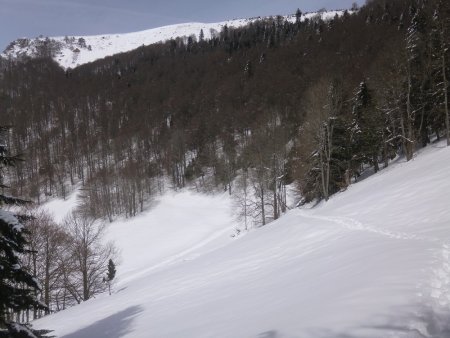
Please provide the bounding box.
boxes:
[1,10,345,69]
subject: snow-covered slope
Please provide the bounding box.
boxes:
[1,11,343,69]
[33,143,450,337]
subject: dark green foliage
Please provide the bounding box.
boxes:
[0,324,54,338]
[351,81,384,173]
[329,116,353,189]
[104,259,116,296]
[0,127,51,337]
[295,9,302,23]
[106,259,116,283]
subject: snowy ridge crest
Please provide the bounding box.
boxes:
[1,10,344,69]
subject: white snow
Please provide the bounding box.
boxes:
[1,10,345,70]
[32,142,450,337]
[104,191,234,284]
[0,209,22,231]
[43,188,80,223]
[1,19,250,69]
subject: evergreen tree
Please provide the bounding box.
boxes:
[104,259,116,296]
[295,9,302,24]
[351,81,383,173]
[0,126,51,338]
[403,4,428,159]
[431,0,450,145]
[295,78,344,202]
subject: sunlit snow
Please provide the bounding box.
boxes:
[32,142,450,337]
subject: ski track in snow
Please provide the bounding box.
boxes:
[298,213,431,242]
[300,211,450,337]
[407,242,450,337]
[118,226,232,285]
[429,243,450,308]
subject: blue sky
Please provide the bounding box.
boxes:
[1,0,365,51]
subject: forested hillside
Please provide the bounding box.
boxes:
[1,0,449,227]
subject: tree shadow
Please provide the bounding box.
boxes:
[313,304,450,338]
[369,306,450,338]
[62,305,143,338]
[254,304,450,338]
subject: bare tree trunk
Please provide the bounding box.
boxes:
[32,248,38,319]
[260,185,265,226]
[320,121,333,201]
[82,256,89,301]
[372,154,379,173]
[405,71,415,161]
[273,176,278,221]
[44,239,50,315]
[243,169,248,231]
[325,122,332,199]
[319,150,328,201]
[443,49,450,146]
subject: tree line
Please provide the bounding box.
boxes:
[1,125,117,336]
[0,0,448,227]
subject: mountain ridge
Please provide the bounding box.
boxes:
[1,10,345,69]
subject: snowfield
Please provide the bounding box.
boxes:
[34,142,450,338]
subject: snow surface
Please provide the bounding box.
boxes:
[32,142,450,337]
[43,188,80,223]
[0,209,22,231]
[1,11,344,70]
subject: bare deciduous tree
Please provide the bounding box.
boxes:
[63,212,117,303]
[23,208,73,318]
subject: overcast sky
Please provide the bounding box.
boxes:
[1,0,365,51]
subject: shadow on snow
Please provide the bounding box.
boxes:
[62,305,143,338]
[255,304,450,338]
